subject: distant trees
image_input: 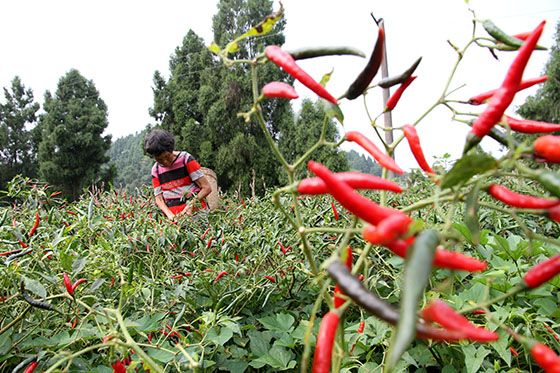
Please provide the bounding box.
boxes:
[38,69,114,200]
[107,131,152,193]
[0,76,40,188]
[347,149,382,176]
[149,0,348,195]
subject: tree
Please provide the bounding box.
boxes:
[150,0,294,196]
[517,19,560,124]
[347,149,383,176]
[0,76,40,188]
[38,69,113,200]
[107,131,153,193]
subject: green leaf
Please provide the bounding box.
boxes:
[72,257,87,275]
[463,345,491,373]
[258,313,294,333]
[234,3,283,41]
[23,276,47,299]
[220,360,249,372]
[322,100,344,124]
[490,329,511,367]
[207,326,234,346]
[0,327,12,355]
[147,347,175,363]
[385,230,438,372]
[534,298,559,315]
[440,153,496,189]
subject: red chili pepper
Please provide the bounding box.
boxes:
[523,254,560,289]
[298,172,402,195]
[468,76,548,105]
[202,228,211,239]
[345,131,403,174]
[66,210,77,216]
[0,249,22,256]
[19,240,28,248]
[531,343,560,372]
[307,160,401,226]
[535,135,560,163]
[510,346,519,357]
[50,191,62,197]
[278,241,289,254]
[350,320,366,355]
[312,311,340,373]
[402,124,435,174]
[385,76,416,111]
[214,271,227,282]
[362,214,412,245]
[262,81,299,99]
[63,272,73,295]
[545,323,560,342]
[206,235,213,249]
[344,25,385,100]
[265,45,337,104]
[112,360,126,373]
[386,238,487,272]
[23,361,38,373]
[504,115,560,134]
[264,276,276,283]
[71,279,86,293]
[422,299,498,342]
[472,310,487,315]
[331,202,339,220]
[488,184,560,209]
[466,21,545,151]
[28,212,39,236]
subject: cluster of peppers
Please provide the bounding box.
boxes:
[255,14,560,373]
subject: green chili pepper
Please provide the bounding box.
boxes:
[482,19,546,50]
[538,171,560,199]
[287,46,366,60]
[378,57,422,88]
[127,262,134,284]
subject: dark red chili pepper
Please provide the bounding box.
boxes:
[504,115,560,134]
[214,271,227,282]
[331,202,339,220]
[402,124,435,174]
[385,76,416,111]
[345,131,403,174]
[327,260,466,342]
[262,81,299,99]
[344,25,385,100]
[297,172,402,194]
[28,212,39,236]
[312,311,340,373]
[386,238,487,271]
[334,247,353,308]
[488,184,560,209]
[50,191,62,197]
[307,160,401,225]
[531,343,560,372]
[523,254,560,289]
[535,135,560,163]
[0,249,22,257]
[465,21,545,152]
[468,76,548,105]
[63,272,73,295]
[265,45,337,104]
[422,299,498,342]
[362,213,412,245]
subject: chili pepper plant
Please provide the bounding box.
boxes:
[1,4,560,373]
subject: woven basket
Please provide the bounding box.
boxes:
[201,167,219,210]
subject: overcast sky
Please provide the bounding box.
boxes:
[1,0,559,171]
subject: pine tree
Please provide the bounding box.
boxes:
[38,69,113,200]
[0,76,40,188]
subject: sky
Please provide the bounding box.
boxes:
[1,0,559,171]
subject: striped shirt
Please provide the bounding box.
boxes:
[151,151,205,210]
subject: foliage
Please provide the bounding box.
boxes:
[0,76,40,190]
[108,131,153,193]
[347,149,383,176]
[38,69,114,201]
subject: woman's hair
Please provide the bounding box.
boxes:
[144,129,175,156]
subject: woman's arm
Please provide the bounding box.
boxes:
[155,193,176,220]
[183,176,212,215]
